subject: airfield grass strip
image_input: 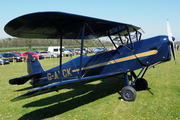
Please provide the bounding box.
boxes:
[0,52,180,119]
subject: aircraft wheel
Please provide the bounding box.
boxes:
[121,86,137,101]
[135,78,148,90]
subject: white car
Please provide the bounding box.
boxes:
[40,51,57,58]
[48,46,72,57]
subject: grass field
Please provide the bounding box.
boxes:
[0,51,180,120]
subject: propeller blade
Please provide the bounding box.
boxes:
[167,20,173,42]
[170,41,176,63]
[167,20,176,64]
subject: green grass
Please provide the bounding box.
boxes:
[0,52,180,120]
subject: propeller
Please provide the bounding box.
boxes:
[167,19,176,64]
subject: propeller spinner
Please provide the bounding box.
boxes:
[167,19,176,64]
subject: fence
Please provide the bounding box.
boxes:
[0,53,74,66]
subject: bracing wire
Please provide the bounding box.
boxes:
[81,23,124,77]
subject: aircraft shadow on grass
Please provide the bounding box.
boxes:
[17,75,150,120]
[146,88,154,95]
[14,86,34,92]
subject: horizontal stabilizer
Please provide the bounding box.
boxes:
[9,73,42,85]
[11,68,129,102]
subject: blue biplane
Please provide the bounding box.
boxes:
[4,12,175,102]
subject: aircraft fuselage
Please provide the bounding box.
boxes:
[34,35,170,85]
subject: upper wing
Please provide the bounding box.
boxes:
[4,12,141,39]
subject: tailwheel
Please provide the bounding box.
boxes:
[135,78,148,90]
[121,86,137,101]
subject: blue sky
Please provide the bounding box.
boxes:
[0,0,180,40]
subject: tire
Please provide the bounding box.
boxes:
[121,86,137,101]
[135,78,148,90]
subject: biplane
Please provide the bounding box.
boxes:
[4,12,175,102]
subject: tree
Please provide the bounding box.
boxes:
[48,39,53,46]
[5,39,9,47]
[25,38,33,50]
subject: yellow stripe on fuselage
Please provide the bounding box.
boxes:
[72,50,158,72]
[136,50,158,58]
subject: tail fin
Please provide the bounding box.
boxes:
[9,53,44,85]
[27,53,44,74]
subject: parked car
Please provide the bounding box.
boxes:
[12,51,22,56]
[74,48,85,55]
[2,52,22,62]
[22,51,44,60]
[48,46,72,57]
[40,51,57,58]
[62,48,73,57]
[67,49,75,56]
[0,55,9,65]
[33,51,41,54]
[90,48,100,53]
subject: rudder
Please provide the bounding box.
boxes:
[27,53,44,74]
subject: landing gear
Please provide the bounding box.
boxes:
[135,78,148,90]
[121,86,137,101]
[121,67,149,101]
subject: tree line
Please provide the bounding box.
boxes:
[0,38,112,50]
